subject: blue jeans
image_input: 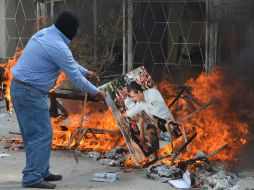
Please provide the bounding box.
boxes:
[10,80,52,186]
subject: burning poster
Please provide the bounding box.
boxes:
[100,66,182,164]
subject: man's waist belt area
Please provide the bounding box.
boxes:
[13,78,47,95]
[13,78,34,87]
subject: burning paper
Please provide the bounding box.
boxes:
[100,66,182,165]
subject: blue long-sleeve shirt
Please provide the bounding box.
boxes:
[11,25,99,95]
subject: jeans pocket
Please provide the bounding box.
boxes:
[11,81,26,98]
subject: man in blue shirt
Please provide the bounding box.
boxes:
[10,10,105,189]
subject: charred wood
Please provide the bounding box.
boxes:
[48,91,101,102]
[143,132,197,168]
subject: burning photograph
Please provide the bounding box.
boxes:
[100,66,182,164]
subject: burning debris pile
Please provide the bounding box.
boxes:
[146,161,242,189]
[159,70,249,164]
[140,70,250,189]
[48,68,250,189]
[146,152,243,189]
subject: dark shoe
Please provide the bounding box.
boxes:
[24,181,56,189]
[44,174,62,181]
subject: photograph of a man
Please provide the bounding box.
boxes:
[126,81,182,142]
[102,66,182,164]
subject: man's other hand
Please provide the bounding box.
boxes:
[97,90,106,101]
[87,71,100,84]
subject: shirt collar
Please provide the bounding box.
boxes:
[52,24,70,45]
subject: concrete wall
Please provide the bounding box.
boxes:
[0,0,6,61]
[5,0,19,58]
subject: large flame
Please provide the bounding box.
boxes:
[1,49,22,113]
[51,102,125,152]
[159,70,250,164]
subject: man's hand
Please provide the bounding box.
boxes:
[87,71,100,84]
[96,90,106,101]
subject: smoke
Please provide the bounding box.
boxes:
[226,18,254,170]
[235,22,254,88]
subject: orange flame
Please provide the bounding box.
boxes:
[2,49,22,114]
[159,70,250,164]
[51,102,125,152]
[49,72,67,92]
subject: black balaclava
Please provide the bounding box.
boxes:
[54,10,79,40]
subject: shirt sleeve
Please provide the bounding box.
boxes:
[54,47,99,96]
[126,103,144,118]
[77,64,88,76]
[146,88,173,121]
[148,88,165,105]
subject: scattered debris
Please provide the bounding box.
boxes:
[98,146,127,167]
[196,170,242,190]
[9,131,21,135]
[98,158,115,165]
[77,146,128,167]
[146,162,182,181]
[168,170,192,188]
[0,152,10,158]
[80,151,100,160]
[146,158,244,189]
[91,172,118,183]
[104,146,125,158]
[3,138,23,150]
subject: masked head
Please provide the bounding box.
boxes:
[55,10,79,40]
